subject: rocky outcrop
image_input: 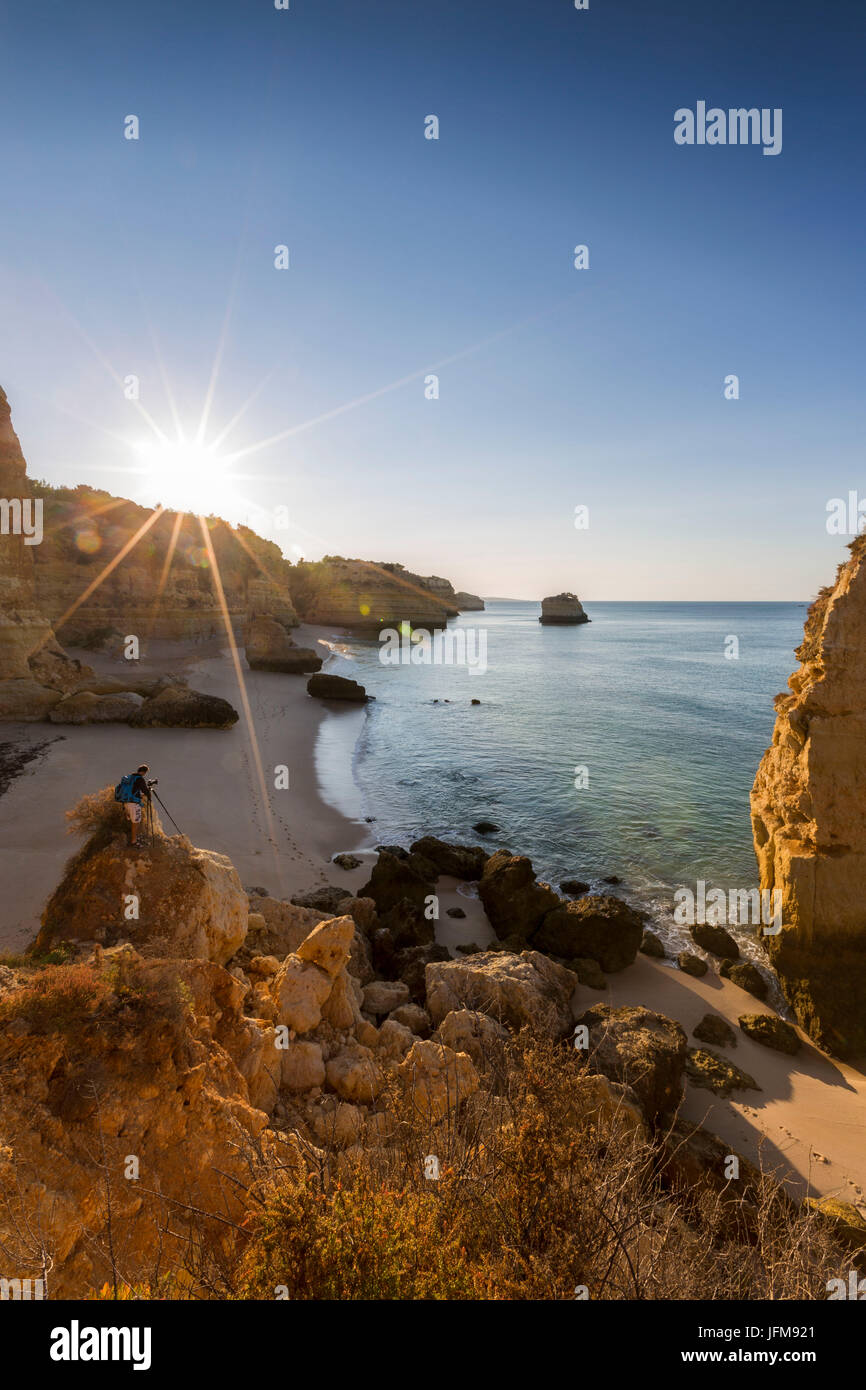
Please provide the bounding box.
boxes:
[244,614,321,673]
[453,591,484,611]
[289,557,463,631]
[306,672,369,702]
[738,1013,801,1055]
[534,894,644,972]
[477,851,560,944]
[409,836,488,881]
[36,817,248,965]
[751,536,866,1057]
[425,950,576,1038]
[539,592,590,625]
[577,1004,687,1127]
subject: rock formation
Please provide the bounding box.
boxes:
[539,592,590,624]
[306,672,369,702]
[289,557,471,631]
[751,536,866,1057]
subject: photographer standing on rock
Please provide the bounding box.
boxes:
[114,764,155,847]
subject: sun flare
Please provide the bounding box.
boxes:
[134,438,238,518]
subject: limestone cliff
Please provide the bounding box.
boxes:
[0,386,53,679]
[290,557,467,630]
[751,537,866,1057]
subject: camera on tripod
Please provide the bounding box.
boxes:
[147,778,158,789]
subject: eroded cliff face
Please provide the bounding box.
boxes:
[0,387,53,678]
[289,558,467,630]
[751,536,866,1057]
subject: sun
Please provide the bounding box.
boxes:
[134,439,240,518]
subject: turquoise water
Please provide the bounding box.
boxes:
[320,601,806,947]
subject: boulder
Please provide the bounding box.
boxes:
[576,1004,687,1126]
[296,914,355,978]
[425,950,576,1038]
[333,852,362,870]
[0,678,62,721]
[431,1009,508,1070]
[677,951,708,978]
[270,956,333,1033]
[244,896,330,959]
[388,1002,431,1036]
[375,1018,416,1062]
[397,1039,479,1121]
[718,959,768,1000]
[693,1013,737,1048]
[640,930,666,959]
[281,1040,327,1091]
[685,1047,760,1097]
[478,851,560,943]
[690,922,740,960]
[738,1012,801,1054]
[409,836,488,881]
[568,957,607,990]
[362,979,410,1016]
[535,895,644,972]
[306,672,368,702]
[48,690,143,723]
[360,849,437,915]
[290,885,352,914]
[130,685,238,728]
[325,1043,383,1103]
[245,614,322,673]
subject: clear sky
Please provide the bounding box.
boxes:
[0,0,863,599]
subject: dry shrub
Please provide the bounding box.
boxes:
[65,785,129,843]
[232,1034,848,1302]
[0,963,112,1034]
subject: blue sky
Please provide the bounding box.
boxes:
[0,0,863,599]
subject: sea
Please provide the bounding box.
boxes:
[314,600,807,966]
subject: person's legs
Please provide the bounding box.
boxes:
[125,802,142,844]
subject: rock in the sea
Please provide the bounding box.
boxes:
[738,1012,801,1054]
[576,1004,687,1127]
[409,835,488,881]
[719,959,768,1000]
[677,951,708,978]
[534,895,644,972]
[478,850,560,944]
[690,922,740,960]
[538,592,590,625]
[425,950,576,1038]
[751,538,866,1058]
[245,614,322,673]
[685,1047,760,1096]
[130,685,239,728]
[472,820,499,835]
[693,1013,737,1048]
[640,929,666,959]
[306,672,369,702]
[560,878,590,897]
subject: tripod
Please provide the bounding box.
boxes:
[151,788,183,837]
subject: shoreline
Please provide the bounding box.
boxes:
[1,627,865,1217]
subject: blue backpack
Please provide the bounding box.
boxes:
[114,772,140,805]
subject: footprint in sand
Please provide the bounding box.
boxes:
[812,1153,829,1164]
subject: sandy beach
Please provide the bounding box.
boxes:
[0,625,375,952]
[1,625,865,1217]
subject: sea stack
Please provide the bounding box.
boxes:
[539,592,590,625]
[751,536,866,1058]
